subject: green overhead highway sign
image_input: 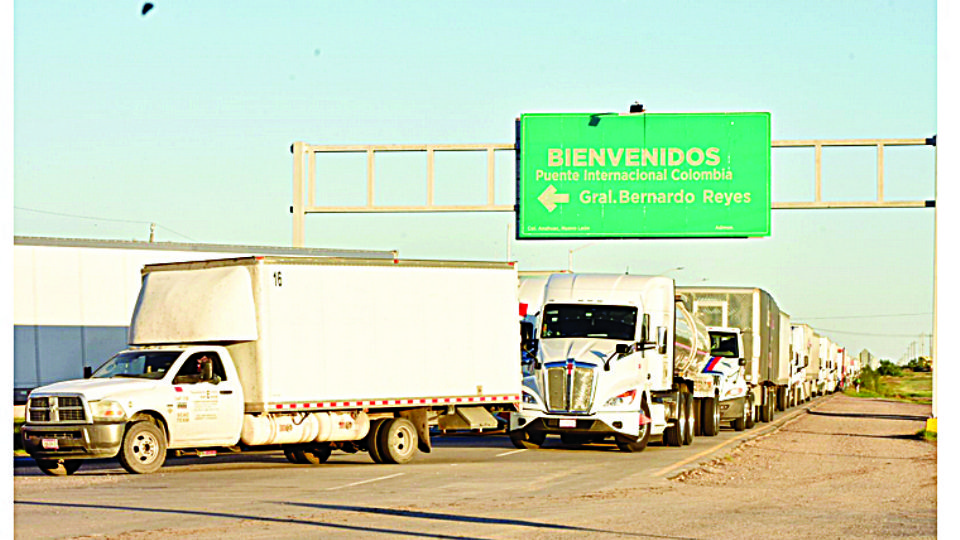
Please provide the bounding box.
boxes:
[516,112,771,239]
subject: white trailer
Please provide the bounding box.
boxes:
[13,236,397,401]
[22,256,521,475]
[508,274,712,452]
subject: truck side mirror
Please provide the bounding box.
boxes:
[739,358,746,366]
[640,314,650,345]
[83,366,93,379]
[616,343,630,355]
[657,327,668,355]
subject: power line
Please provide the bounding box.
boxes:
[14,206,198,242]
[797,312,932,320]
[811,327,932,338]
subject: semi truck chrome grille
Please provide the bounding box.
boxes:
[28,396,88,424]
[544,361,596,413]
[546,367,567,411]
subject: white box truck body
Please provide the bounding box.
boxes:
[22,256,521,475]
[508,274,714,453]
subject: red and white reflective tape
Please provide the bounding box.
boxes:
[270,394,521,411]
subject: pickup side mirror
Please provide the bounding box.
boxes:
[657,327,668,355]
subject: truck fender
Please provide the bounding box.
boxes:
[399,408,431,454]
[129,411,170,443]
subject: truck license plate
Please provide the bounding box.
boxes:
[559,419,576,428]
[42,439,59,450]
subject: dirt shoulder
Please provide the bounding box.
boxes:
[512,394,936,540]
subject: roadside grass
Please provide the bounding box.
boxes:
[845,370,932,405]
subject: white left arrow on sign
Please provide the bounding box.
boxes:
[538,185,570,212]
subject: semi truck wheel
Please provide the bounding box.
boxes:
[732,397,747,432]
[693,398,703,437]
[283,446,308,464]
[376,417,418,464]
[302,444,332,465]
[664,396,685,447]
[36,458,82,476]
[118,421,166,474]
[365,419,388,464]
[776,387,787,411]
[616,399,651,453]
[702,397,719,436]
[509,428,546,449]
[681,392,694,446]
[745,394,756,429]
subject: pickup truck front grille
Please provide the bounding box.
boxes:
[28,396,88,424]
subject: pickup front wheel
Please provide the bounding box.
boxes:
[118,421,167,474]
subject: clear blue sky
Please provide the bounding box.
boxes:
[12,1,941,362]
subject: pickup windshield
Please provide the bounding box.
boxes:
[709,332,740,358]
[92,351,182,380]
[540,304,637,341]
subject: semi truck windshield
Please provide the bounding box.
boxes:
[540,304,637,340]
[710,332,740,357]
[92,351,182,380]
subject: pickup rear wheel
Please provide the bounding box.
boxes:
[36,459,82,476]
[118,421,166,474]
[376,417,418,464]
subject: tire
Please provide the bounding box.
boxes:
[702,396,719,436]
[36,459,82,476]
[616,398,651,453]
[664,395,684,447]
[732,397,747,432]
[762,390,776,423]
[694,398,703,437]
[283,446,308,464]
[376,417,418,464]
[365,419,387,464]
[509,429,546,450]
[302,444,332,465]
[681,392,694,446]
[118,421,166,474]
[776,387,787,412]
[745,394,756,429]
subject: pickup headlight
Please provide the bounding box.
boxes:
[91,400,128,422]
[604,389,637,407]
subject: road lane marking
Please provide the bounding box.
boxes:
[324,472,405,491]
[652,405,811,478]
[495,449,527,458]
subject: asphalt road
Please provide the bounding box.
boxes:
[11,398,837,539]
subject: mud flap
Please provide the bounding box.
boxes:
[399,408,431,454]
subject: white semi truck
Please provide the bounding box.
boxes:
[677,287,789,424]
[704,327,754,432]
[792,323,819,402]
[507,274,713,452]
[22,256,521,475]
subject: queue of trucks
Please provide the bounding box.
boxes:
[21,253,860,475]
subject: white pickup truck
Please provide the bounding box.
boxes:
[22,256,521,475]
